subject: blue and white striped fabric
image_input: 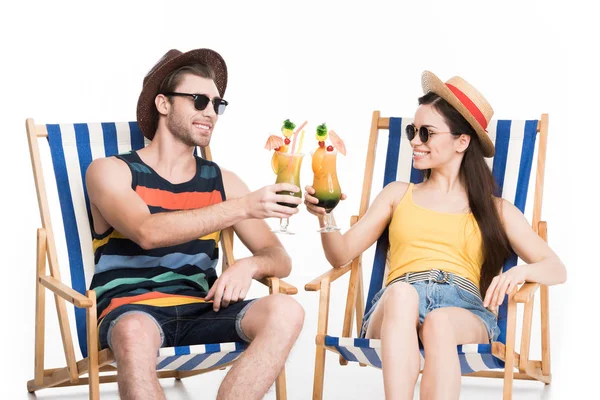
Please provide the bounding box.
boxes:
[155,342,247,371]
[45,122,246,370]
[107,342,248,371]
[324,336,499,374]
[328,117,538,373]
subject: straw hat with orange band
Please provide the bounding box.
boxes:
[421,71,495,158]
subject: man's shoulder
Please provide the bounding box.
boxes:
[220,167,242,185]
[88,155,129,173]
[86,156,131,188]
[220,168,249,199]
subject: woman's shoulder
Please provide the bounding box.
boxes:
[493,196,517,213]
[494,196,527,224]
[380,181,411,205]
[382,180,410,193]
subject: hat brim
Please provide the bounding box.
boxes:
[421,71,495,157]
[136,48,228,140]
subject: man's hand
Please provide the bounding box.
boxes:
[205,258,256,311]
[243,183,302,220]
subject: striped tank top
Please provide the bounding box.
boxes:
[89,151,225,320]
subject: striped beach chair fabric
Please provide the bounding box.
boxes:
[26,119,293,399]
[306,112,552,400]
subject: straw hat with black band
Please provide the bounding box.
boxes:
[136,48,228,140]
[421,71,495,158]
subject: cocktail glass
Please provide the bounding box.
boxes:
[272,151,304,234]
[312,150,341,232]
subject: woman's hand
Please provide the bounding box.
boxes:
[303,185,347,217]
[483,265,529,310]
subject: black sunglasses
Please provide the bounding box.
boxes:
[161,92,228,115]
[405,124,454,144]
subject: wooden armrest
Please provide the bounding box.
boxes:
[305,263,352,291]
[513,282,540,303]
[39,275,93,308]
[258,277,298,295]
[537,221,547,241]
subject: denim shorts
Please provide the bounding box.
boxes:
[360,278,500,342]
[98,299,257,350]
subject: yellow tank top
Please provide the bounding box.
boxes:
[386,183,484,287]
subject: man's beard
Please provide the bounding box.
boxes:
[166,111,210,147]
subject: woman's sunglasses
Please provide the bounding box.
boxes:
[161,92,228,115]
[405,124,454,144]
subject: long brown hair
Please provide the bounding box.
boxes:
[418,92,511,297]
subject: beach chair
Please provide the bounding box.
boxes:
[25,119,297,399]
[305,112,551,399]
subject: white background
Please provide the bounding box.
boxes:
[0,0,595,399]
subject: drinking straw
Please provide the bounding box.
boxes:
[290,120,308,154]
[294,120,308,137]
[288,120,308,173]
[297,129,306,154]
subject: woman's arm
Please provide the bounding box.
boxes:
[483,199,567,309]
[304,181,409,268]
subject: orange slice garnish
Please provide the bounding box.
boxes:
[271,152,279,174]
[312,147,325,173]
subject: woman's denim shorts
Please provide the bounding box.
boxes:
[360,274,500,342]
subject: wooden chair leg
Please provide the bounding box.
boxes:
[537,222,551,380]
[34,228,47,387]
[312,345,326,400]
[86,290,99,400]
[540,284,551,380]
[313,280,330,400]
[354,263,365,337]
[503,299,517,400]
[275,366,287,400]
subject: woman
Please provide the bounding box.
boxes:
[303,71,566,400]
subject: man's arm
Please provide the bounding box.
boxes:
[222,169,293,279]
[204,169,300,310]
[86,157,300,250]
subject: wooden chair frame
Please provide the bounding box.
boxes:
[305,111,552,399]
[26,118,298,399]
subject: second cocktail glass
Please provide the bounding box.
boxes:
[312,150,342,232]
[273,151,304,234]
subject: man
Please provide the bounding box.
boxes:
[85,48,304,400]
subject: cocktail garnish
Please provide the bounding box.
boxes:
[328,130,347,155]
[265,135,284,150]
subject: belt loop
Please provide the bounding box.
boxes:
[404,272,410,283]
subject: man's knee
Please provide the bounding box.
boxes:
[267,294,304,329]
[252,294,305,336]
[110,313,162,356]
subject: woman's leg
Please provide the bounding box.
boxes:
[418,307,489,400]
[366,282,421,400]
